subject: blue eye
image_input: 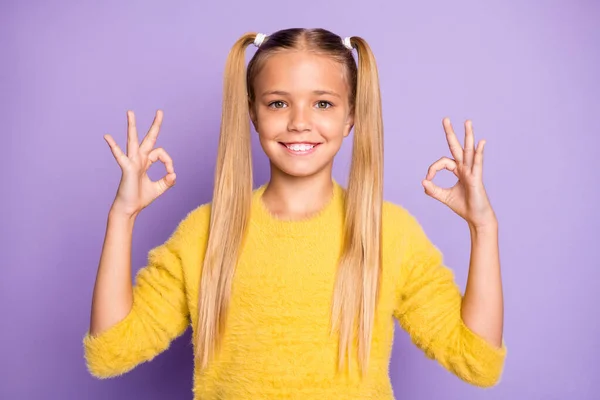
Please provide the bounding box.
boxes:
[316,101,333,109]
[268,101,286,109]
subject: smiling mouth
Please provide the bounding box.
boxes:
[279,142,322,154]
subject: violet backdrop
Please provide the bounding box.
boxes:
[2,0,598,398]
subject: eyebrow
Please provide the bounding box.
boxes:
[261,90,342,98]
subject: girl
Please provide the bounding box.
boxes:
[85,28,506,399]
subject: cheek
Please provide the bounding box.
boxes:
[255,111,285,137]
[313,114,348,140]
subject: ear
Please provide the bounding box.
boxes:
[343,108,354,138]
[249,100,258,131]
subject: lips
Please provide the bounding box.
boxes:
[279,142,321,155]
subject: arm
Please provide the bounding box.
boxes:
[462,221,503,348]
[83,210,192,379]
[88,210,135,337]
[393,212,506,388]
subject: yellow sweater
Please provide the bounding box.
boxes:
[83,181,506,399]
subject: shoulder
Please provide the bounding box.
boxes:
[382,200,408,221]
[166,202,212,249]
[382,200,442,264]
[382,200,432,248]
[382,201,420,232]
[165,182,268,248]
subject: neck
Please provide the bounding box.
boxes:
[262,168,335,220]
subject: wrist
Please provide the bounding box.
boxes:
[108,206,139,223]
[468,218,498,235]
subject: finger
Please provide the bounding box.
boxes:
[473,139,486,176]
[160,173,177,191]
[442,118,463,163]
[139,110,164,155]
[148,147,176,196]
[426,157,459,180]
[104,134,128,168]
[126,110,139,157]
[154,171,177,196]
[148,147,175,174]
[463,120,475,168]
[421,179,450,203]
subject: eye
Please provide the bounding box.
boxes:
[316,101,333,109]
[268,101,286,109]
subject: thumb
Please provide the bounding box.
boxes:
[422,179,447,203]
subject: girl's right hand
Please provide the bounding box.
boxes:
[104,110,176,218]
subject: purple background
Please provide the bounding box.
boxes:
[3,0,599,398]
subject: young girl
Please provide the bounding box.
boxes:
[85,28,506,399]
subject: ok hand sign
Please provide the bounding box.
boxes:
[104,110,176,218]
[422,118,497,230]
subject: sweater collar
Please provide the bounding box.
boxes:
[250,179,346,237]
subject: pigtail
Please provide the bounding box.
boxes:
[195,32,257,369]
[331,36,384,376]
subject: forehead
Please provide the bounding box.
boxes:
[253,51,348,94]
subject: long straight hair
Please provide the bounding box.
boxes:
[195,28,384,376]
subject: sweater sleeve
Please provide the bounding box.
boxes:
[82,215,194,379]
[393,211,506,388]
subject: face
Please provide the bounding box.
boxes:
[250,51,354,179]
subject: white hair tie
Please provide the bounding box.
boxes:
[342,37,353,50]
[254,33,267,47]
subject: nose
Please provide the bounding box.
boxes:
[287,106,312,133]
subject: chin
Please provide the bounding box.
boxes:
[272,162,328,178]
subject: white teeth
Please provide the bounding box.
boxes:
[286,143,315,151]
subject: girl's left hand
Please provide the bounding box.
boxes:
[422,118,497,230]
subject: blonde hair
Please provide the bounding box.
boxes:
[195,28,384,377]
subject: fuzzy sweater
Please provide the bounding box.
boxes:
[83,181,506,399]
